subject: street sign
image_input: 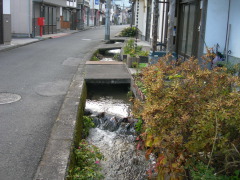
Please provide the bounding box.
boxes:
[95,0,99,5]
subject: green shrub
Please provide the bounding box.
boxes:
[119,27,137,37]
[190,162,240,180]
[138,51,149,57]
[138,63,148,68]
[82,116,95,138]
[217,61,240,75]
[135,119,143,133]
[113,53,120,60]
[123,39,148,57]
[68,140,104,180]
[91,56,100,61]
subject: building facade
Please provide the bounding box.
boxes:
[134,0,240,65]
[8,0,108,39]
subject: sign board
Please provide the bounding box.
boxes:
[95,0,99,5]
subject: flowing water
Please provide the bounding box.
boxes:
[85,84,149,180]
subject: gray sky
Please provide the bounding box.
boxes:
[113,0,131,8]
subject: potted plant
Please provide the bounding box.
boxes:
[138,50,149,63]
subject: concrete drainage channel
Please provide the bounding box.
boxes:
[34,39,132,180]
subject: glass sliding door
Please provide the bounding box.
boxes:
[177,0,200,58]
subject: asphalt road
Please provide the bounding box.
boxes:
[0,25,126,180]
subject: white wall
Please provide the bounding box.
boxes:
[135,0,145,36]
[157,2,167,43]
[204,0,229,53]
[3,0,11,14]
[228,0,240,58]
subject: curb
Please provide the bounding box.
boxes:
[33,50,95,180]
[0,39,46,53]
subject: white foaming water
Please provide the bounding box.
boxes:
[86,93,149,180]
[108,49,121,54]
[85,97,130,118]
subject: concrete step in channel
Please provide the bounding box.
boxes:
[85,61,131,84]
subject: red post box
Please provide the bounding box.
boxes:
[37,17,45,26]
[37,17,45,37]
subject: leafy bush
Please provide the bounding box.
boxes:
[68,140,104,180]
[217,61,240,75]
[135,119,143,133]
[91,56,100,61]
[133,55,240,178]
[138,63,148,68]
[82,116,95,138]
[190,162,240,180]
[119,27,137,37]
[123,39,148,57]
[113,53,120,60]
[138,51,149,57]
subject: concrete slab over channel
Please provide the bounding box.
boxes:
[85,61,131,84]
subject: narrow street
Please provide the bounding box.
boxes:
[0,25,126,180]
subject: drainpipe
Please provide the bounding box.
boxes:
[224,0,231,62]
[32,1,35,37]
[166,0,176,54]
[28,0,31,37]
[105,0,110,40]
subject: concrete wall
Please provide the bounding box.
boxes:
[11,0,32,37]
[3,0,11,44]
[228,0,240,64]
[204,0,228,53]
[135,0,145,38]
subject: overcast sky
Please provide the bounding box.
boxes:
[113,0,131,8]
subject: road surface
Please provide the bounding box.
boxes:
[0,25,126,180]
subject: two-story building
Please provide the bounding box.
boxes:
[77,0,90,29]
[32,0,79,36]
[10,0,92,37]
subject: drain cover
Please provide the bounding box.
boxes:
[0,93,21,105]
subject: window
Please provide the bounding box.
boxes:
[63,9,70,21]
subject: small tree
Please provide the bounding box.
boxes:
[133,55,240,179]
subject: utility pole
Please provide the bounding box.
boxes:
[152,0,159,52]
[105,0,111,41]
[166,0,176,54]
